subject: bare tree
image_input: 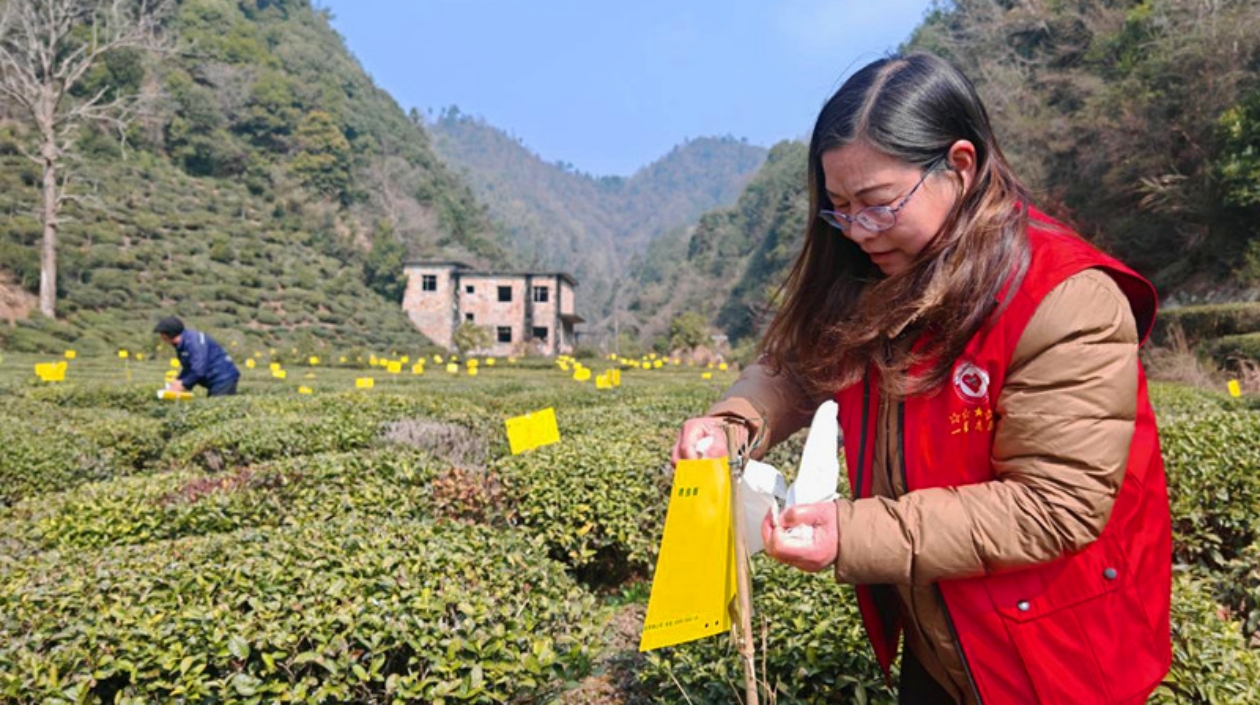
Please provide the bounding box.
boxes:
[0,0,170,318]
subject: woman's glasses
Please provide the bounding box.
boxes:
[818,164,939,233]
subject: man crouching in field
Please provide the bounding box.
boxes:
[154,316,241,397]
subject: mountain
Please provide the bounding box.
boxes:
[0,0,504,355]
[625,140,808,353]
[427,110,767,332]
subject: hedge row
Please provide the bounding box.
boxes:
[1152,302,1260,347]
[0,517,600,704]
[1207,332,1260,368]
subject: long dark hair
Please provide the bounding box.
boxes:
[762,52,1032,399]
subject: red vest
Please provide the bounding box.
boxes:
[835,210,1172,704]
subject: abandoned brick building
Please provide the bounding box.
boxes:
[402,261,582,356]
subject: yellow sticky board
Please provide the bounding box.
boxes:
[309,356,320,366]
[468,367,479,377]
[574,368,592,382]
[298,386,313,395]
[356,377,375,389]
[270,362,282,372]
[35,363,66,382]
[400,356,409,363]
[504,408,561,455]
[434,355,443,363]
[245,359,256,369]
[64,350,76,360]
[387,361,402,374]
[118,350,129,359]
[485,358,496,366]
[1228,379,1242,398]
[639,457,736,652]
[135,353,144,361]
[596,374,610,389]
[702,372,713,380]
[611,369,621,386]
[272,369,287,380]
[339,356,347,363]
[157,389,193,401]
[654,360,664,369]
[412,363,424,375]
[446,363,459,374]
[718,363,729,371]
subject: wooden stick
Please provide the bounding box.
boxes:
[725,423,759,705]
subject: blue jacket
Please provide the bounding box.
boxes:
[176,329,240,391]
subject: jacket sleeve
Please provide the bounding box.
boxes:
[178,333,208,387]
[706,360,818,459]
[833,269,1139,586]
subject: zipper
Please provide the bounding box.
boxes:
[897,401,985,703]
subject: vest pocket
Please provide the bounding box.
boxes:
[984,535,1164,703]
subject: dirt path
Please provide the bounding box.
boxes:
[556,604,649,705]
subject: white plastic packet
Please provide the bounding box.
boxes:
[738,400,841,554]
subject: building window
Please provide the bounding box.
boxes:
[532,326,549,341]
[497,326,512,343]
[465,313,475,322]
[421,275,437,292]
[465,285,475,294]
[498,286,512,302]
[532,286,549,303]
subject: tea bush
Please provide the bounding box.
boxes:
[163,411,382,471]
[1161,409,1260,569]
[0,405,163,506]
[1151,572,1260,704]
[494,405,676,586]
[0,517,600,704]
[0,447,441,557]
[636,558,893,705]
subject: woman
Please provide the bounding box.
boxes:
[673,53,1171,704]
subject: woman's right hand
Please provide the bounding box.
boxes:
[671,416,749,466]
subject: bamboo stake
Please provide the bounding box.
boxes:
[725,422,759,705]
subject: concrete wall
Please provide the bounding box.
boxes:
[402,264,459,349]
[458,274,526,357]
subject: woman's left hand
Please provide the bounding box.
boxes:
[761,500,839,572]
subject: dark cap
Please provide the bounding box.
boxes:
[153,316,185,337]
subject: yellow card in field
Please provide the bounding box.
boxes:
[640,457,736,652]
[1228,379,1242,398]
[504,407,561,455]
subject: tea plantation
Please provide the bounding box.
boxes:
[0,352,1258,704]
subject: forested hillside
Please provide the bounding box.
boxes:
[0,0,503,354]
[429,110,766,328]
[638,0,1260,355]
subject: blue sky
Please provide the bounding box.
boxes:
[318,0,937,176]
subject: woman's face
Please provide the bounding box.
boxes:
[820,140,969,276]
